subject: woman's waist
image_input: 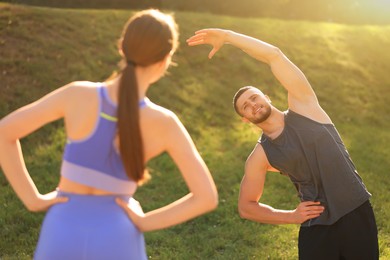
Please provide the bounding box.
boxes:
[58,176,133,198]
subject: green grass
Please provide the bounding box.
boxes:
[1,3,389,259]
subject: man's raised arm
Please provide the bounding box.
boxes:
[187,29,318,110]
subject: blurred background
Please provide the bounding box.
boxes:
[1,1,389,259]
[3,0,390,24]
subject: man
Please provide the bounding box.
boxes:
[187,29,379,259]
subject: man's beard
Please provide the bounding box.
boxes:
[249,104,272,124]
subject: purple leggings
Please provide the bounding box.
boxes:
[34,191,147,260]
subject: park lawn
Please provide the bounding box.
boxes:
[0,3,389,259]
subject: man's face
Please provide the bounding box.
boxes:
[236,88,272,124]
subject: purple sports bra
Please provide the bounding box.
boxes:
[60,85,148,195]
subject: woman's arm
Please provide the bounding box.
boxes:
[0,84,73,211]
[116,112,218,232]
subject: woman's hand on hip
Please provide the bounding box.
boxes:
[27,190,69,212]
[116,197,145,230]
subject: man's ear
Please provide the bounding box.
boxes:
[265,94,271,103]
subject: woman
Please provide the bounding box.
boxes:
[0,9,218,259]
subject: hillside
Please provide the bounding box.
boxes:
[0,3,389,259]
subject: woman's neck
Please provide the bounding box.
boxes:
[105,73,149,104]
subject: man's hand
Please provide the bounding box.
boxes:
[290,201,325,224]
[186,29,229,59]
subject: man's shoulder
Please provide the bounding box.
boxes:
[287,106,333,125]
[247,142,279,173]
[246,143,267,166]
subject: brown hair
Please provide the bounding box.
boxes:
[117,10,178,184]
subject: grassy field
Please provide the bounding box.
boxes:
[1,3,389,259]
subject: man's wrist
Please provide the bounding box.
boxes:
[282,209,297,224]
[223,29,233,44]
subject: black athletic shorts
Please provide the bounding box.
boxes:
[298,200,379,260]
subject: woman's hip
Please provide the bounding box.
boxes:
[34,192,147,260]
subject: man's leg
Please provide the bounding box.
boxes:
[338,200,379,260]
[298,224,339,260]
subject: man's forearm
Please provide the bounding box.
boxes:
[239,201,296,225]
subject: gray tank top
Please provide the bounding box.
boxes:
[259,110,371,226]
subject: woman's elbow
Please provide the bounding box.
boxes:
[210,192,219,210]
[238,202,251,220]
[205,191,219,211]
[0,123,17,143]
[199,190,218,213]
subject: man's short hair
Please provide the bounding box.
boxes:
[232,86,255,116]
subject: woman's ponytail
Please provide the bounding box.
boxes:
[116,9,178,185]
[117,63,149,184]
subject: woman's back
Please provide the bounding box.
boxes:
[58,80,181,195]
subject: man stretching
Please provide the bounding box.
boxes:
[187,29,379,259]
